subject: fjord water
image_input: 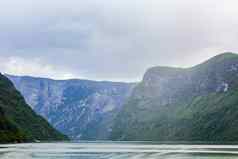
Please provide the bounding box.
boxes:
[1,142,238,159]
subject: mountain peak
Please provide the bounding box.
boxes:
[204,52,238,63]
[216,52,238,58]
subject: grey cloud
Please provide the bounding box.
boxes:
[0,0,238,81]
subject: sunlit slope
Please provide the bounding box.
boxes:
[111,53,238,141]
[0,74,68,143]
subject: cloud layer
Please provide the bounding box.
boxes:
[0,0,238,81]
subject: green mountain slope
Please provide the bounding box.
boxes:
[111,52,238,141]
[0,73,68,143]
[0,107,26,143]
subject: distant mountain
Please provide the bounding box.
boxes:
[7,75,135,140]
[0,73,68,143]
[111,52,238,141]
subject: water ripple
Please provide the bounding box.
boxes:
[1,142,238,159]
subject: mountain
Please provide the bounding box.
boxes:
[0,73,68,143]
[111,52,238,141]
[6,75,135,140]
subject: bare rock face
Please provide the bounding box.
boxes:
[7,75,135,140]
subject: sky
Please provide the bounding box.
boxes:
[0,0,238,82]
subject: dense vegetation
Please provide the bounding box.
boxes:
[111,53,238,141]
[0,74,68,143]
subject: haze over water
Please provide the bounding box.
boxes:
[1,142,238,159]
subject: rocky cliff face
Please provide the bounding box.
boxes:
[7,75,134,140]
[111,53,238,141]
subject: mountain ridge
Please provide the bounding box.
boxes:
[7,74,135,140]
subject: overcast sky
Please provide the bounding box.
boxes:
[0,0,238,82]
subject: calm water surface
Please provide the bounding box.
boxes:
[1,142,238,159]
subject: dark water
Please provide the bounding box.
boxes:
[1,142,238,158]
